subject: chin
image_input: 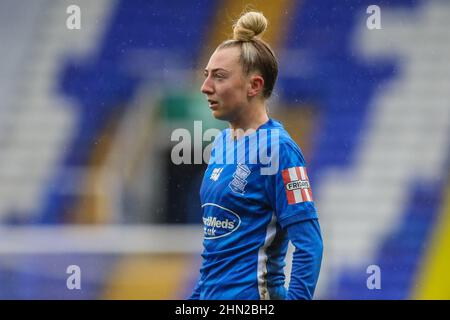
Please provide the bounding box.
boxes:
[211,110,229,121]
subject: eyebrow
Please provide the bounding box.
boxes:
[204,68,230,74]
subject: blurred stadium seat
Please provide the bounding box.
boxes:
[0,0,448,299]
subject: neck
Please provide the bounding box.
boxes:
[229,100,269,139]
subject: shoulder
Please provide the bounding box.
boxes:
[267,119,306,164]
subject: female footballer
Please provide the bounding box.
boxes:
[190,11,323,300]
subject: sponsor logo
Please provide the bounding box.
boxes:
[202,203,241,239]
[282,166,314,204]
[286,180,310,191]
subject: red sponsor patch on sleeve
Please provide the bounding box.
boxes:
[281,166,313,204]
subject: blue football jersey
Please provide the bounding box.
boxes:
[194,118,318,300]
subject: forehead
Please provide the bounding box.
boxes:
[206,47,241,71]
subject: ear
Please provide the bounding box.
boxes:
[247,74,264,97]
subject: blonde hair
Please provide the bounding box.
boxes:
[217,11,278,99]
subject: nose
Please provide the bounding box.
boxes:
[201,76,214,95]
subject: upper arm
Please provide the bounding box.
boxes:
[264,141,318,229]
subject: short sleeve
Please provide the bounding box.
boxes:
[264,141,318,229]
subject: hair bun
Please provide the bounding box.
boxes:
[233,11,268,41]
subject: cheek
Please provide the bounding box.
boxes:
[218,82,246,104]
[215,85,231,102]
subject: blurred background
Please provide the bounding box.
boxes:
[0,0,449,299]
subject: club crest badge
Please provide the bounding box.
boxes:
[229,164,251,194]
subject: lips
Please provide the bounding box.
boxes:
[208,99,219,109]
